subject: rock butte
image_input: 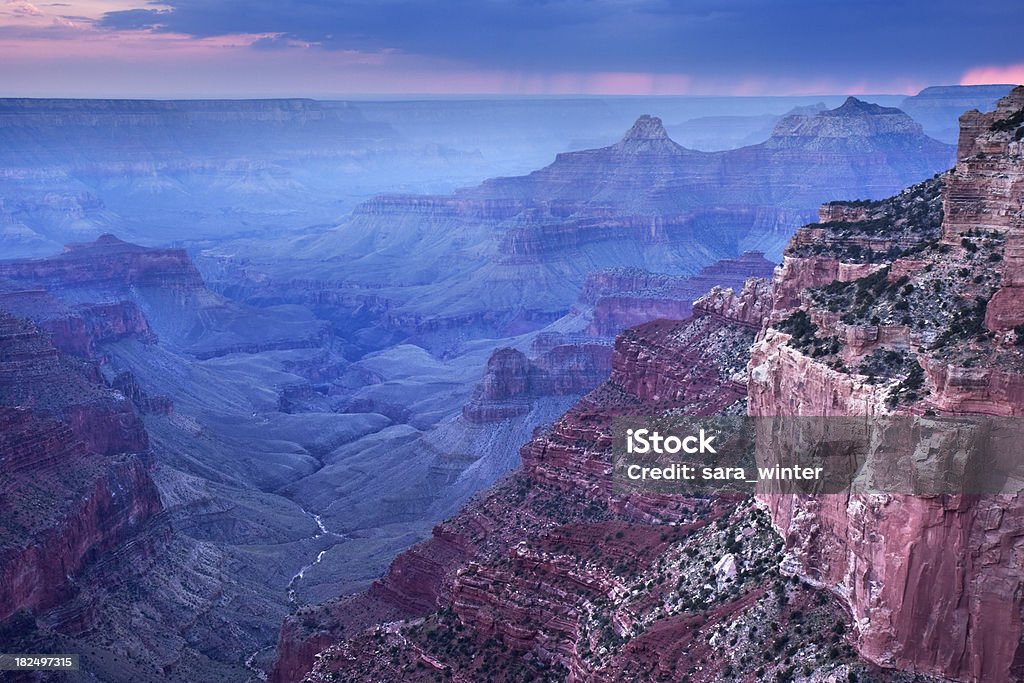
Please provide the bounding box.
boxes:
[244,97,952,352]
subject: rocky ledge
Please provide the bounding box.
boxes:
[752,86,1024,682]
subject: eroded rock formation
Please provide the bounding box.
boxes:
[271,279,874,683]
[462,252,776,424]
[751,86,1024,683]
[579,251,775,337]
[0,313,161,624]
[241,98,952,354]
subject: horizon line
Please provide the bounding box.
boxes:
[0,91,963,102]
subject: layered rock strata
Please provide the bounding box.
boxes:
[273,88,1024,683]
[271,280,892,683]
[0,313,161,624]
[751,86,1024,682]
[462,252,776,424]
[238,99,953,353]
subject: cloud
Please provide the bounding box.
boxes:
[249,33,312,50]
[961,64,1024,87]
[89,0,1024,86]
[6,1,44,16]
[0,0,1018,96]
[96,7,170,30]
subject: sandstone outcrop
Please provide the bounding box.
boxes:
[462,343,613,423]
[0,289,157,358]
[751,87,1024,683]
[0,311,148,453]
[462,252,776,424]
[0,408,159,623]
[579,251,775,337]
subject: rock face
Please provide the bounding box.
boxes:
[693,277,774,329]
[0,311,149,453]
[469,101,951,214]
[0,234,331,360]
[0,234,204,291]
[949,88,1024,338]
[0,235,203,355]
[750,87,1024,682]
[285,272,925,683]
[0,312,161,624]
[579,251,776,337]
[461,251,777,424]
[462,343,613,423]
[0,408,159,623]
[0,290,157,358]
[949,88,1024,236]
[613,114,681,153]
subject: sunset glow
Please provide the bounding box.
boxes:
[1,0,1021,97]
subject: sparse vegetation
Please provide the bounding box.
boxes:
[886,360,925,407]
[990,107,1024,132]
[776,310,842,360]
[789,175,945,262]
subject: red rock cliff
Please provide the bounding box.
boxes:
[0,312,161,625]
[0,408,160,623]
[751,87,1024,682]
[0,233,204,291]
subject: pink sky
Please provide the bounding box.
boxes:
[0,0,1019,97]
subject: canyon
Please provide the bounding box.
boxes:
[0,89,1002,682]
[0,233,577,679]
[210,97,953,355]
[1,95,879,260]
[753,85,1024,682]
[271,280,786,683]
[273,89,1024,682]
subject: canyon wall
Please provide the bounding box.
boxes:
[751,86,1024,682]
[462,252,776,425]
[272,279,810,683]
[0,312,161,624]
[274,88,1024,683]
[580,251,775,337]
[246,99,952,353]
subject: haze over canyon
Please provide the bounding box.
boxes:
[0,82,1020,683]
